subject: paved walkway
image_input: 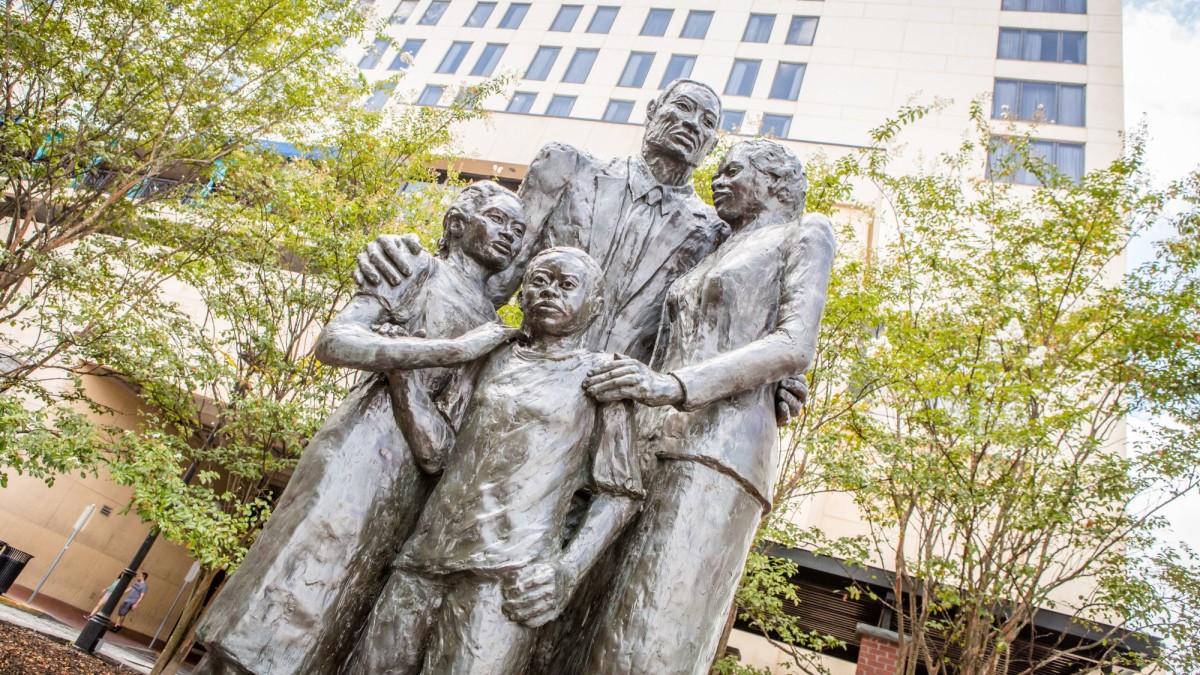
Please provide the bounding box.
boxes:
[0,587,161,674]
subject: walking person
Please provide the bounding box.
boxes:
[110,572,148,633]
[84,578,119,620]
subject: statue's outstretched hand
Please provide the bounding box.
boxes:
[455,322,521,361]
[775,376,809,426]
[501,560,577,628]
[354,234,427,287]
[583,355,683,406]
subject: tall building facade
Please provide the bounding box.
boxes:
[355,0,1123,189]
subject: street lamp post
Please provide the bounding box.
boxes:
[73,461,199,653]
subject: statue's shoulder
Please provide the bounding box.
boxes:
[796,213,837,251]
[525,142,605,189]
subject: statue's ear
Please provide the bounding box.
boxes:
[444,209,466,241]
[645,98,659,121]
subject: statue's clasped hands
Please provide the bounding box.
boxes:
[501,559,577,628]
[583,355,684,407]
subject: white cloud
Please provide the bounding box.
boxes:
[1124,1,1200,184]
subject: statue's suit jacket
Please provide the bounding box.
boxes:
[490,141,728,362]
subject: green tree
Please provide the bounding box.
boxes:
[0,0,370,477]
[710,107,1200,674]
[48,74,508,672]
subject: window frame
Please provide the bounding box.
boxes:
[525,46,561,80]
[724,59,761,97]
[545,95,577,118]
[659,54,697,88]
[784,16,819,45]
[769,62,806,101]
[550,5,583,31]
[469,43,506,76]
[602,99,635,123]
[418,0,450,25]
[720,110,746,133]
[641,8,674,37]
[743,13,776,43]
[507,91,537,113]
[680,10,713,39]
[992,78,1086,126]
[618,52,655,87]
[562,48,600,83]
[587,6,620,33]
[464,2,497,27]
[760,113,793,139]
[387,38,425,70]
[416,84,444,106]
[436,41,472,74]
[498,3,530,29]
[997,28,1087,64]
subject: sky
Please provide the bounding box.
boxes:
[1122,0,1200,549]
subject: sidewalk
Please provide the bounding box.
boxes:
[1,585,161,674]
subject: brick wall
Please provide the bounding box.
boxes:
[856,623,900,675]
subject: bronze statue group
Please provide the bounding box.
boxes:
[192,80,836,675]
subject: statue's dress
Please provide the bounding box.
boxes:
[583,214,836,675]
[195,261,496,675]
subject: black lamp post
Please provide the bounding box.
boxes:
[74,461,199,653]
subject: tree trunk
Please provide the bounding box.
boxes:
[152,569,222,675]
[710,599,739,671]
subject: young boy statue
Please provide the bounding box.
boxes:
[347,247,645,675]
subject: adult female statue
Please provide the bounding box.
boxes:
[194,182,525,675]
[581,139,836,674]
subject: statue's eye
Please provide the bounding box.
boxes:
[561,279,578,290]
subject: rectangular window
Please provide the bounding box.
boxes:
[465,2,497,27]
[418,0,450,25]
[417,85,444,106]
[785,16,819,45]
[551,5,582,31]
[989,138,1085,184]
[769,62,806,100]
[437,41,472,74]
[993,79,1085,126]
[659,54,697,88]
[1001,0,1086,13]
[388,38,424,70]
[680,10,713,39]
[365,83,395,111]
[618,52,655,87]
[563,48,599,83]
[507,91,536,113]
[358,38,390,69]
[997,28,1087,64]
[470,43,506,76]
[546,95,576,117]
[498,3,530,28]
[603,100,635,123]
[724,59,761,96]
[390,0,419,24]
[743,14,775,43]
[641,8,673,36]
[720,110,745,133]
[526,46,561,80]
[760,114,792,138]
[588,6,620,33]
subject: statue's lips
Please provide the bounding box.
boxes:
[491,240,513,257]
[712,189,732,206]
[669,130,698,152]
[528,300,565,316]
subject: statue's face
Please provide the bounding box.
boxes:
[712,144,769,229]
[458,192,527,271]
[643,83,720,168]
[521,252,601,337]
